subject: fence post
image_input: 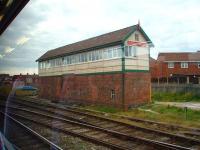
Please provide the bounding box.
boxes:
[187,76,190,84]
[184,107,188,120]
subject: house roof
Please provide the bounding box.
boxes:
[37,24,153,62]
[157,52,200,62]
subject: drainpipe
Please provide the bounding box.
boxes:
[121,44,125,110]
[166,77,169,85]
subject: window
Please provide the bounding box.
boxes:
[108,49,113,58]
[88,52,92,61]
[125,46,137,57]
[113,48,118,58]
[99,50,103,59]
[42,46,123,68]
[135,33,139,41]
[39,62,42,69]
[111,89,115,100]
[104,49,109,59]
[168,62,174,68]
[125,46,129,56]
[198,63,200,68]
[61,57,64,65]
[117,47,122,58]
[92,51,96,61]
[181,62,188,68]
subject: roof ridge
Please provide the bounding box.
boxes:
[47,25,136,53]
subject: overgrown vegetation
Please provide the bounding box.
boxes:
[82,103,200,128]
[0,85,12,97]
[152,92,200,102]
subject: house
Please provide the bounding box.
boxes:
[36,24,154,109]
[0,74,10,85]
[12,73,39,87]
[151,51,200,84]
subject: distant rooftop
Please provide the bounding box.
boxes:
[158,51,200,62]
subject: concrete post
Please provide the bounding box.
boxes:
[177,77,179,85]
[166,77,169,85]
[198,77,200,84]
[187,76,190,84]
[158,77,159,85]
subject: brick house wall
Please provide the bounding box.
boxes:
[158,62,200,77]
[150,52,200,79]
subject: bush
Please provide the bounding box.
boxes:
[0,85,12,97]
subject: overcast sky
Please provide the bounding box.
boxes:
[0,0,200,75]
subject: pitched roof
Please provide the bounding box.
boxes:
[37,24,153,62]
[157,52,200,62]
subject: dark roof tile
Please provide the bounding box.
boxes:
[157,52,200,61]
[37,24,154,61]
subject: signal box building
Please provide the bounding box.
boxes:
[37,24,154,109]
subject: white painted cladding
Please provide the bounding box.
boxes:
[124,30,149,71]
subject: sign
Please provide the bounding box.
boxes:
[127,40,147,47]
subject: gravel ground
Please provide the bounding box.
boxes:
[155,102,200,110]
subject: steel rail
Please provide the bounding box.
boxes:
[1,104,192,150]
[0,111,63,150]
[7,98,200,145]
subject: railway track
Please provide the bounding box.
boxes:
[1,97,200,149]
[0,111,62,150]
[20,96,200,139]
[1,104,181,150]
[65,104,200,139]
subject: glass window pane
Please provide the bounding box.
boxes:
[99,50,103,60]
[108,49,112,58]
[92,51,95,61]
[104,49,108,59]
[117,47,122,58]
[113,49,117,58]
[129,46,132,56]
[125,46,128,56]
[133,47,136,57]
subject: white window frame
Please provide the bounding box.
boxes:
[168,62,174,68]
[181,62,188,68]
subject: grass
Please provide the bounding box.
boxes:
[81,103,200,128]
[152,92,200,102]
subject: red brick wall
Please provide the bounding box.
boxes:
[38,76,62,100]
[124,72,151,108]
[38,72,151,109]
[150,61,161,78]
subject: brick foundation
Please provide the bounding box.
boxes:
[38,72,151,110]
[124,72,151,108]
